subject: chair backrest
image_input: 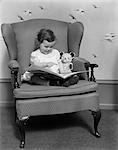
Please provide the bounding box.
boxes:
[1,19,84,74]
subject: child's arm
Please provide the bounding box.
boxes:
[30,53,56,67]
[21,71,33,81]
[30,52,47,67]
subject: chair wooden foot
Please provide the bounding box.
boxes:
[16,117,28,148]
[91,110,101,138]
[94,130,101,138]
[20,141,25,149]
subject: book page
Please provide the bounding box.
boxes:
[58,70,89,79]
[28,65,89,80]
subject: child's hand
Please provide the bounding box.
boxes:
[21,71,33,81]
[47,62,57,67]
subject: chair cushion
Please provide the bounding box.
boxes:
[14,80,98,99]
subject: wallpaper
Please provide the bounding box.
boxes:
[0,0,118,80]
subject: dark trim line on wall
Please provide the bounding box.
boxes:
[0,78,11,83]
[97,79,118,84]
[1,78,118,84]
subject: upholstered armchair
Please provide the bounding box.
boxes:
[1,19,101,148]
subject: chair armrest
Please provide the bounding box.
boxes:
[74,57,98,68]
[72,57,88,80]
[89,63,98,82]
[8,60,20,89]
[8,60,20,70]
[90,63,98,68]
[74,57,90,68]
[72,57,98,81]
[72,57,87,71]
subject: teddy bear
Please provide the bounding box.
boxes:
[59,52,75,74]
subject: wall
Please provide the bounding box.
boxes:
[0,0,118,80]
[0,0,118,108]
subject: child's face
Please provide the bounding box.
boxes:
[40,40,56,54]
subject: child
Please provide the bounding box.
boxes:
[31,28,60,74]
[22,28,79,87]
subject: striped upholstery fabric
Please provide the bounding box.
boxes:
[14,80,97,99]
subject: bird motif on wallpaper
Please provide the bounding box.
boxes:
[69,8,85,22]
[17,4,45,21]
[92,4,99,9]
[104,33,116,42]
[17,15,24,21]
[92,53,98,59]
[38,5,45,10]
[23,10,32,16]
[75,8,85,14]
[69,14,77,20]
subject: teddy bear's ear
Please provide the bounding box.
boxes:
[60,51,64,58]
[70,52,75,58]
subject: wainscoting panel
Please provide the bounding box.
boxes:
[0,78,118,110]
[97,80,118,110]
[0,78,14,107]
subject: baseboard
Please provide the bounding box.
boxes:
[0,101,14,107]
[100,103,118,110]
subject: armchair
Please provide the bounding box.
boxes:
[1,19,101,148]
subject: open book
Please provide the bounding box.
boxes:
[28,65,89,80]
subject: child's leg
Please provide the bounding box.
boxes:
[28,75,79,87]
[61,75,79,87]
[29,75,49,85]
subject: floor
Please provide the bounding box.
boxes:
[0,107,118,150]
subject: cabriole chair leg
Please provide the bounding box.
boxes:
[16,117,28,148]
[91,110,101,138]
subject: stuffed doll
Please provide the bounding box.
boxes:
[59,52,75,74]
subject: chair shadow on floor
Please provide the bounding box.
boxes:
[13,111,94,141]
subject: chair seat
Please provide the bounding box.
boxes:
[14,80,98,99]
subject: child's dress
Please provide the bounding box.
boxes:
[21,48,60,83]
[30,48,60,73]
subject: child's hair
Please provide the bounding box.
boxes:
[37,28,56,43]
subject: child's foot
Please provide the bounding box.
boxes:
[62,75,79,87]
